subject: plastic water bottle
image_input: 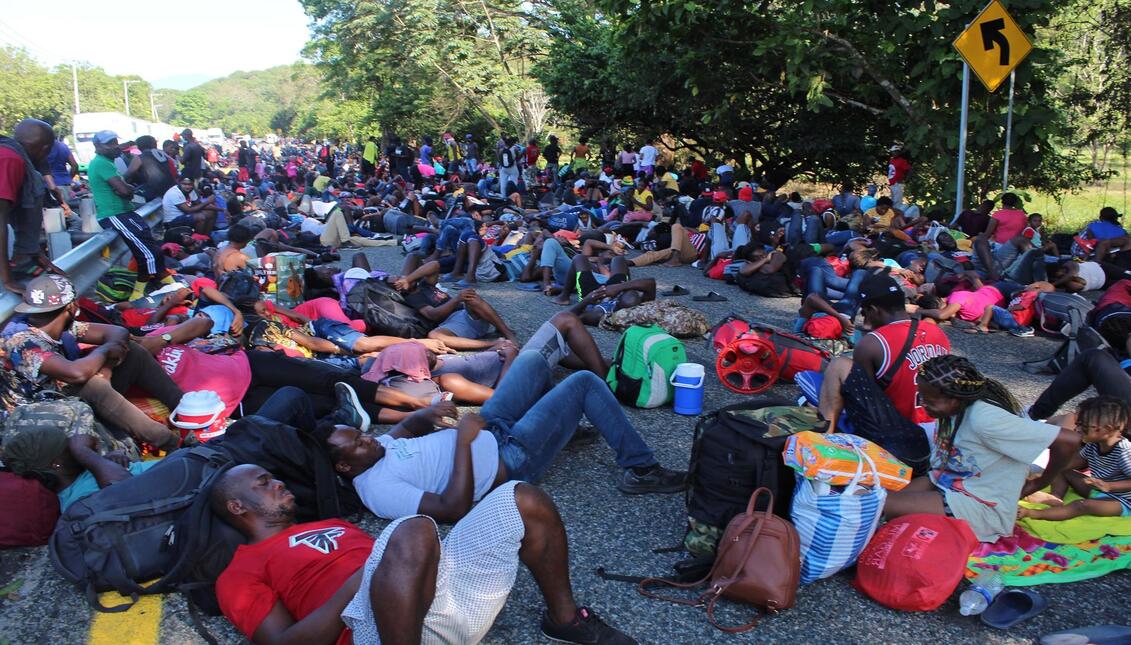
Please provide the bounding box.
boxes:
[958,571,1004,616]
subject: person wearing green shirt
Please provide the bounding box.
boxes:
[313,173,332,197]
[361,136,378,178]
[88,131,168,300]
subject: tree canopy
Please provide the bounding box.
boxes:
[537,0,1110,205]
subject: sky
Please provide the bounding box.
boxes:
[0,0,312,90]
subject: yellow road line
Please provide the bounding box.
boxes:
[88,592,163,645]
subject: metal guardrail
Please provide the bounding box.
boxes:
[0,198,163,324]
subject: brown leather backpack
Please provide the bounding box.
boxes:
[638,487,801,633]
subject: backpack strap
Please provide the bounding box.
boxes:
[876,319,919,390]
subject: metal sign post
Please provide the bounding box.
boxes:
[954,63,972,223]
[1002,70,1016,190]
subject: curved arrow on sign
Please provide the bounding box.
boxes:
[980,18,1010,65]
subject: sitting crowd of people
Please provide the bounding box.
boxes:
[0,123,1129,643]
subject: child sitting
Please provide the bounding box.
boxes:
[1020,396,1131,520]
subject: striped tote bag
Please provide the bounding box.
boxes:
[791,446,886,583]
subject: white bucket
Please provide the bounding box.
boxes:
[42,207,65,234]
[78,197,95,218]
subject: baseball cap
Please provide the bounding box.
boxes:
[1100,206,1123,219]
[343,267,371,281]
[712,190,728,203]
[889,144,903,153]
[15,274,76,314]
[858,274,904,306]
[92,130,119,145]
[738,186,754,202]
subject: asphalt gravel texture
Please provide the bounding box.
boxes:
[1,244,1128,644]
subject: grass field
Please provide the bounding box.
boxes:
[1032,153,1131,232]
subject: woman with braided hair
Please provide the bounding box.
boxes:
[883,355,1080,542]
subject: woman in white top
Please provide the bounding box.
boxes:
[883,355,1079,542]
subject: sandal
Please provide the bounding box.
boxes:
[662,285,690,296]
[692,291,728,302]
[515,282,542,292]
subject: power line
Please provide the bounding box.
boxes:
[0,18,55,64]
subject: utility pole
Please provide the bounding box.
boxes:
[71,63,81,114]
[150,93,161,122]
[123,80,141,118]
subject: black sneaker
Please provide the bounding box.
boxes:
[334,382,370,433]
[541,607,636,644]
[616,465,687,495]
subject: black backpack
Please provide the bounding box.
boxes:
[683,399,798,558]
[345,278,432,338]
[49,446,238,613]
[212,415,362,524]
[500,147,515,169]
[217,270,261,306]
[1023,326,1111,375]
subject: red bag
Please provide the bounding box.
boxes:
[803,315,843,340]
[825,256,850,278]
[811,199,833,214]
[0,472,60,548]
[1008,289,1039,326]
[853,514,978,611]
[712,317,832,394]
[706,258,733,281]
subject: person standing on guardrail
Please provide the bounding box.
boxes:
[0,274,183,451]
[0,119,66,295]
[88,130,171,301]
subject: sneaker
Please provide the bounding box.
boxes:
[617,465,687,495]
[1010,326,1035,338]
[334,382,370,433]
[541,607,636,644]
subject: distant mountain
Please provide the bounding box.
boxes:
[167,63,322,135]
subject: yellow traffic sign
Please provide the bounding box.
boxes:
[953,0,1033,92]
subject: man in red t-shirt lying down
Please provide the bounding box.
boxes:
[211,464,635,645]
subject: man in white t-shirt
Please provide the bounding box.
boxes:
[638,139,658,175]
[330,407,505,522]
[161,176,216,233]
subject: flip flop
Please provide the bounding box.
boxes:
[662,285,690,296]
[963,327,990,335]
[455,279,475,289]
[515,283,542,292]
[1040,624,1131,645]
[981,589,1048,629]
[692,291,728,302]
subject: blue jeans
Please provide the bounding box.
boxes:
[1005,249,1048,284]
[465,158,478,176]
[437,217,475,252]
[991,305,1022,331]
[538,237,572,284]
[481,352,656,482]
[825,230,855,248]
[801,257,866,315]
[312,319,365,351]
[786,213,824,245]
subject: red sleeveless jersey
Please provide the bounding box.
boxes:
[869,319,951,424]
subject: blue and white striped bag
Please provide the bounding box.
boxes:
[791,446,886,584]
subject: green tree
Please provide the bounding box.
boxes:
[299,0,552,141]
[0,47,64,134]
[540,0,1105,207]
